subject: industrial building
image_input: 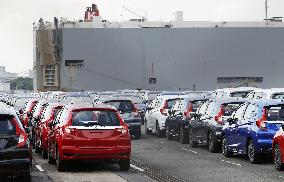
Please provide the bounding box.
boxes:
[33,6,284,91]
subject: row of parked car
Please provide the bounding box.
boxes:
[1,87,284,179]
[143,87,284,170]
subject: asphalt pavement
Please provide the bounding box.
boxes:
[8,127,284,182]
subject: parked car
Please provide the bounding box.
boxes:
[0,103,32,180]
[165,96,208,144]
[21,99,41,127]
[142,91,161,104]
[246,88,284,100]
[34,103,64,158]
[112,94,146,124]
[103,98,142,139]
[213,87,259,99]
[189,98,247,152]
[272,125,284,170]
[222,100,284,163]
[94,91,119,103]
[61,93,93,106]
[47,104,131,171]
[144,94,187,137]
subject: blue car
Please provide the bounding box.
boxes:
[222,99,284,163]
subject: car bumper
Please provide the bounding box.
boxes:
[61,147,131,161]
[0,159,31,175]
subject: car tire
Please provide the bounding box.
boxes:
[189,128,198,148]
[56,148,65,172]
[144,120,151,135]
[222,137,233,158]
[274,144,284,171]
[156,122,164,138]
[247,139,260,164]
[119,159,130,171]
[21,173,31,182]
[179,125,189,144]
[135,131,141,139]
[208,131,218,153]
[166,122,172,140]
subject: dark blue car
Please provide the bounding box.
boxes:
[222,100,284,163]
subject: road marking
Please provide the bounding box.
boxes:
[181,148,198,154]
[36,165,44,172]
[130,164,145,172]
[221,160,242,167]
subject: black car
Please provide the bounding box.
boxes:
[165,97,207,144]
[103,99,142,139]
[0,103,32,180]
[189,98,247,152]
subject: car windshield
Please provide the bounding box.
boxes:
[124,96,142,104]
[72,110,120,126]
[166,99,177,109]
[191,100,206,112]
[105,100,134,113]
[0,115,17,135]
[266,105,284,121]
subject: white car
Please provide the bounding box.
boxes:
[144,94,188,137]
[246,88,284,100]
[213,87,260,99]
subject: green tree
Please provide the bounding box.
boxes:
[9,77,33,90]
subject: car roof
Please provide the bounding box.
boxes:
[0,103,16,116]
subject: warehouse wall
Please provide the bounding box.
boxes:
[61,27,284,91]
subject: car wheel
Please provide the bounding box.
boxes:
[208,131,218,153]
[166,122,172,140]
[222,137,233,158]
[119,159,130,171]
[21,173,31,182]
[156,122,164,138]
[135,131,141,139]
[274,144,284,170]
[35,137,41,153]
[56,148,65,171]
[189,129,198,148]
[248,140,260,164]
[179,125,189,144]
[144,120,151,135]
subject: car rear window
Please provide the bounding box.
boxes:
[223,103,242,116]
[230,91,251,98]
[266,105,284,121]
[191,100,206,112]
[0,115,17,135]
[166,99,177,109]
[105,100,134,112]
[271,93,284,99]
[72,110,120,126]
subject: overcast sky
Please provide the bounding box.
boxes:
[0,0,283,73]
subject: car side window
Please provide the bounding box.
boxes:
[233,104,247,120]
[243,104,258,120]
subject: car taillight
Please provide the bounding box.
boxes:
[17,132,28,148]
[160,101,168,116]
[65,127,78,134]
[256,108,267,130]
[183,103,193,120]
[116,125,129,137]
[214,106,224,125]
[131,103,140,118]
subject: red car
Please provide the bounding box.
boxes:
[21,99,39,127]
[47,104,131,171]
[272,125,284,170]
[34,103,64,158]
